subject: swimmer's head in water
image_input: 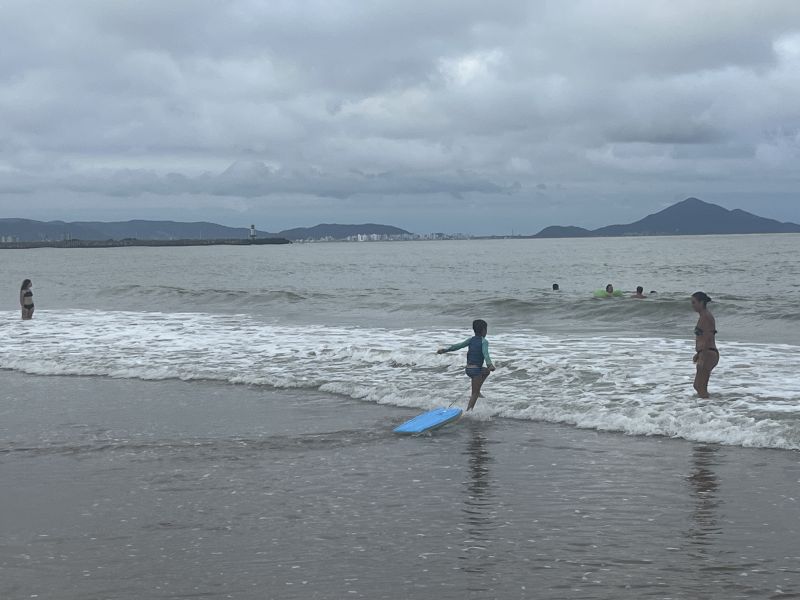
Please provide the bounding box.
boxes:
[691,291,712,311]
[636,286,644,294]
[472,319,488,336]
[606,284,614,293]
[552,283,559,291]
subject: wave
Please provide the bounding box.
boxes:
[1,310,799,450]
[98,284,333,306]
[438,293,800,345]
[78,286,800,341]
[478,292,754,316]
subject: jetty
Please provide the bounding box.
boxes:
[0,238,291,250]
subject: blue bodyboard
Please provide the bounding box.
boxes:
[393,407,463,434]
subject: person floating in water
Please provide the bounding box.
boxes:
[632,286,647,299]
[20,279,34,320]
[594,283,621,298]
[437,319,495,411]
[691,291,718,399]
[552,283,560,291]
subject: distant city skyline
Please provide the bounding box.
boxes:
[1,1,800,234]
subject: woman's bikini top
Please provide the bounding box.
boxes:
[694,326,718,336]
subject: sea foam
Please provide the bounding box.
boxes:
[1,310,798,450]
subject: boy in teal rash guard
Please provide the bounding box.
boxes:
[437,319,495,411]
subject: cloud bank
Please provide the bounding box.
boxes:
[1,1,799,232]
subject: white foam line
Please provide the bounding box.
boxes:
[1,310,798,450]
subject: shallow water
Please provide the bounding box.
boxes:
[1,234,799,450]
[1,311,799,450]
[7,235,800,340]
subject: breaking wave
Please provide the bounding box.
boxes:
[1,310,798,450]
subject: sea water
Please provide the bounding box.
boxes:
[1,234,799,449]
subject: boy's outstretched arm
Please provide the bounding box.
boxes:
[437,338,471,354]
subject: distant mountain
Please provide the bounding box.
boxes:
[0,218,108,241]
[73,220,273,240]
[534,198,800,238]
[276,223,411,240]
[535,225,592,238]
[0,218,410,242]
[0,218,272,241]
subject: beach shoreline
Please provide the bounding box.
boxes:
[2,371,798,600]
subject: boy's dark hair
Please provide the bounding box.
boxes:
[472,319,488,335]
[636,286,643,294]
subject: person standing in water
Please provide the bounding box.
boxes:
[632,286,647,299]
[691,291,718,399]
[437,319,495,411]
[20,279,34,320]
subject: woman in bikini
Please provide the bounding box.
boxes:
[691,291,718,398]
[20,279,35,320]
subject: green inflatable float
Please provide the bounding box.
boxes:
[593,289,624,298]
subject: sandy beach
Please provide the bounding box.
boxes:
[2,371,799,600]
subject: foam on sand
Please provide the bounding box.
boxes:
[1,310,798,449]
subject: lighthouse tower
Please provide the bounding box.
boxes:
[249,224,256,241]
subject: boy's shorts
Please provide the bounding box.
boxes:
[465,366,490,378]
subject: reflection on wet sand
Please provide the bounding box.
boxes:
[459,424,498,592]
[686,444,722,550]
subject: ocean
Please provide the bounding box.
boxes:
[2,234,799,449]
[1,234,799,599]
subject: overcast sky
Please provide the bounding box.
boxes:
[1,1,799,233]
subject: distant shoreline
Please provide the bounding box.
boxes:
[3,232,799,248]
[0,238,291,250]
[476,231,800,240]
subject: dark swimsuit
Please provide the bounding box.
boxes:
[694,326,718,353]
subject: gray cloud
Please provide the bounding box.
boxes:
[1,0,799,232]
[0,162,519,200]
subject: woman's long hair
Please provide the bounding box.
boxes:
[20,279,31,291]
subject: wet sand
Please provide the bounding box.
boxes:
[1,372,799,600]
